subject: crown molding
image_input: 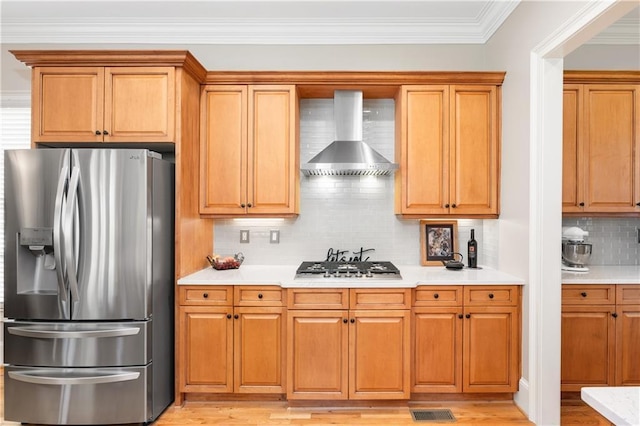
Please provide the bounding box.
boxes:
[586,15,640,45]
[0,2,520,45]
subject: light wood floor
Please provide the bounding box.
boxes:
[0,369,610,425]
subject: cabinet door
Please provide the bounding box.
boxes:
[397,85,450,215]
[287,310,348,400]
[449,85,499,216]
[200,85,248,215]
[104,67,175,143]
[561,305,615,391]
[412,307,462,393]
[248,85,299,215]
[234,307,285,393]
[463,306,518,392]
[583,85,640,213]
[178,306,233,393]
[349,310,410,399]
[615,305,640,386]
[562,85,584,213]
[32,67,104,143]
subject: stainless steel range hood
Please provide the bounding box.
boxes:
[301,90,398,176]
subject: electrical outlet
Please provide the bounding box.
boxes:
[240,230,250,243]
[270,230,280,244]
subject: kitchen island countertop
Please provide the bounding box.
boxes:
[562,265,640,284]
[178,265,524,288]
[581,386,640,426]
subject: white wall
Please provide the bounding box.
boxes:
[565,44,640,69]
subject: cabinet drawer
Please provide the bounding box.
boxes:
[234,286,284,306]
[616,284,640,305]
[179,286,233,306]
[413,286,462,307]
[287,288,349,309]
[349,288,411,310]
[562,285,615,305]
[464,286,519,306]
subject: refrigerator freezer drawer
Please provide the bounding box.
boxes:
[4,365,152,425]
[4,320,151,367]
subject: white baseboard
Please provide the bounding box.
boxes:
[514,377,530,419]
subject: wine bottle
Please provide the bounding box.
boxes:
[467,229,477,268]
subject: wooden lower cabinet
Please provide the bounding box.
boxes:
[287,289,411,400]
[412,285,520,394]
[561,284,640,390]
[178,285,285,395]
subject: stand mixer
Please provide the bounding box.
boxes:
[561,227,592,272]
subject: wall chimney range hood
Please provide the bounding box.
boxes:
[301,90,399,176]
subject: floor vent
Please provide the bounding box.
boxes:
[410,408,456,422]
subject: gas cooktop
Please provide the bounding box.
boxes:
[295,261,402,280]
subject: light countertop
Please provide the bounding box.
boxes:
[562,265,640,284]
[581,387,640,426]
[178,265,524,288]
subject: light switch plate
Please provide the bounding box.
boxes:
[240,230,250,243]
[270,230,280,244]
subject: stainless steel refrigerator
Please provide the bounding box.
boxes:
[4,148,174,425]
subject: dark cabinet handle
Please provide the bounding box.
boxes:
[203,293,208,298]
[636,202,640,207]
[241,203,246,208]
[434,293,439,299]
[258,293,263,299]
[581,292,587,298]
[103,130,109,135]
[95,130,101,135]
[612,313,618,318]
[247,203,253,208]
[234,314,239,319]
[488,293,494,299]
[452,204,457,208]
[343,318,348,323]
[458,314,463,319]
[465,314,471,319]
[579,202,585,207]
[350,318,355,324]
[227,314,232,319]
[444,204,450,208]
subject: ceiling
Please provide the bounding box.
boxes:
[1,0,638,101]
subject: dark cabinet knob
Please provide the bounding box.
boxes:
[234,314,239,319]
[95,130,101,135]
[227,314,232,319]
[636,202,640,207]
[488,293,494,299]
[581,292,587,298]
[258,293,263,299]
[465,314,471,319]
[434,293,439,299]
[247,203,253,208]
[579,202,585,207]
[203,293,208,298]
[452,204,457,208]
[103,130,109,135]
[241,203,246,208]
[343,318,348,323]
[458,314,463,319]
[350,318,355,324]
[612,313,618,318]
[444,204,450,208]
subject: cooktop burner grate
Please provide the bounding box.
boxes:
[295,261,402,279]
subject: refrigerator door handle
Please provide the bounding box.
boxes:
[64,166,81,302]
[53,165,69,301]
[8,371,140,386]
[7,326,141,339]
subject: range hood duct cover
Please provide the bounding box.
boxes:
[301,90,398,176]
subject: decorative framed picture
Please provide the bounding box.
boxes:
[420,220,458,266]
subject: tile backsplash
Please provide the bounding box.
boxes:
[214,98,491,266]
[563,217,640,265]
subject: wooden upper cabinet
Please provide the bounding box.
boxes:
[396,84,500,217]
[563,72,640,215]
[32,66,176,143]
[200,84,299,217]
